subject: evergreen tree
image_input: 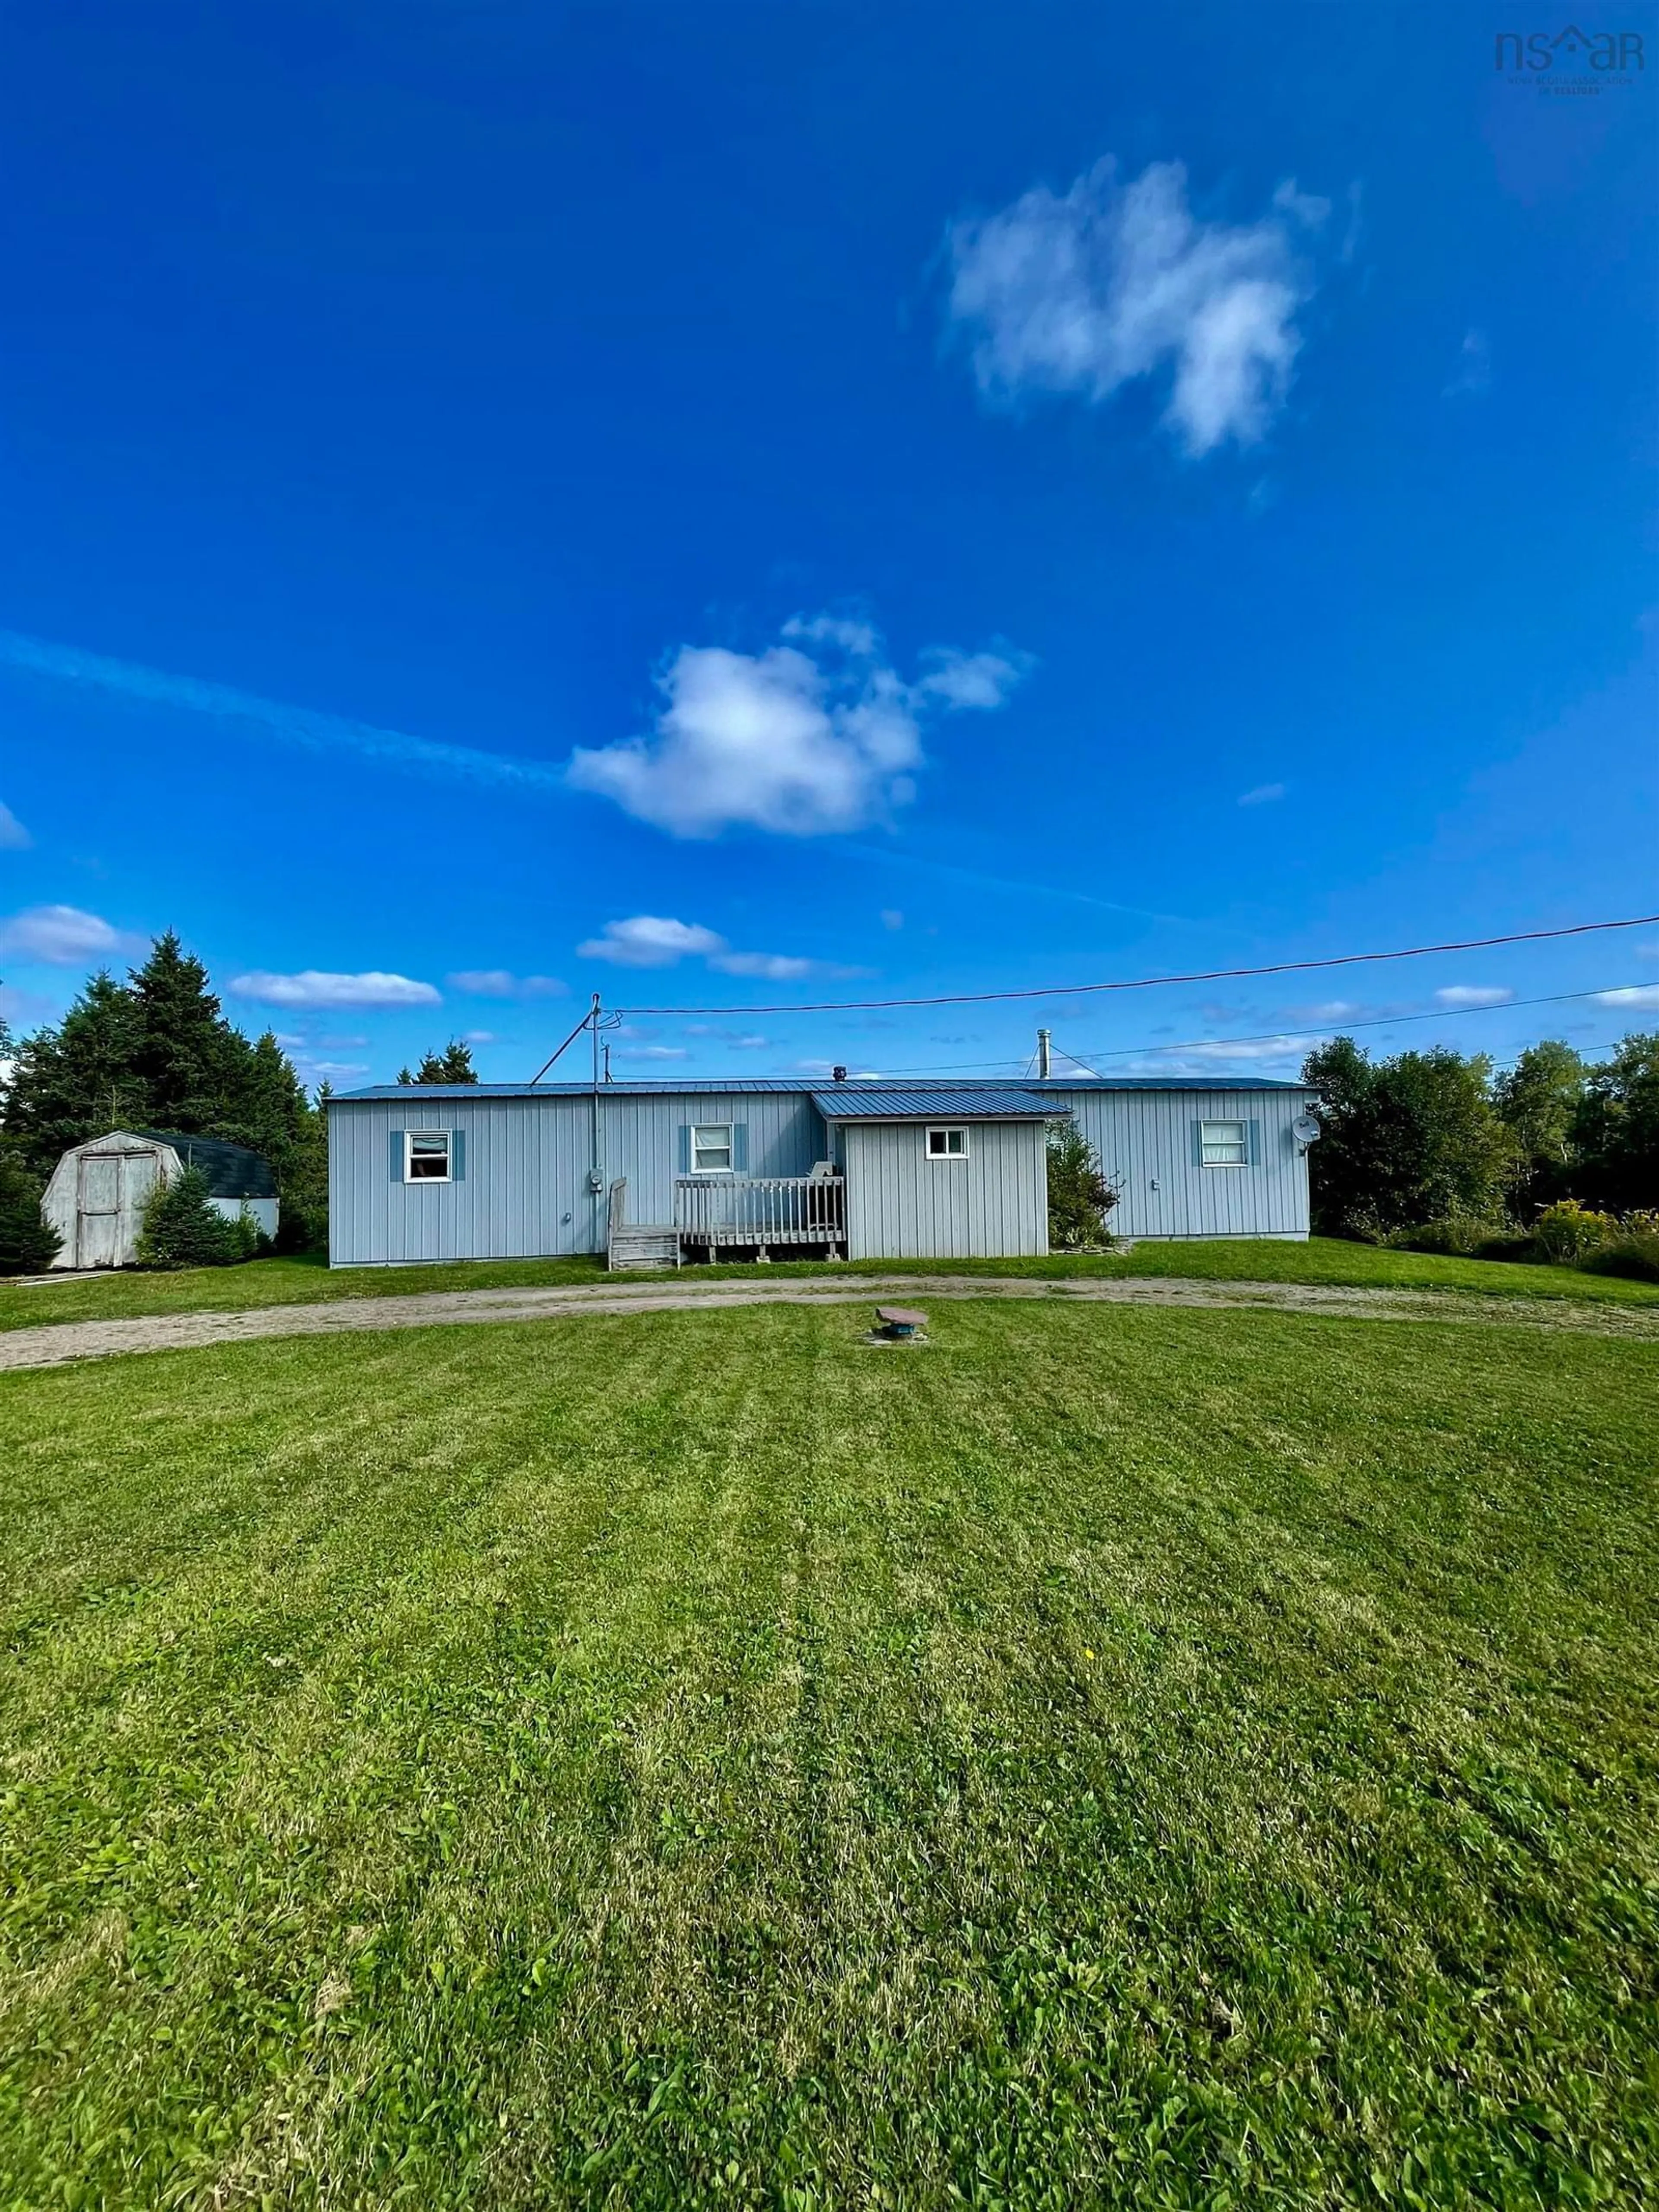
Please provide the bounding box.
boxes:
[1495,1040,1585,1213]
[129,931,252,1134]
[0,1149,60,1272]
[137,1164,255,1269]
[0,972,148,1177]
[217,1030,310,1184]
[275,1080,331,1252]
[1046,1124,1116,1249]
[397,1039,478,1084]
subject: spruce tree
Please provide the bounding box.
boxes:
[397,1039,478,1084]
[129,931,249,1134]
[0,973,148,1177]
[219,1030,309,1184]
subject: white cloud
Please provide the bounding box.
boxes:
[1594,984,1659,1010]
[1634,942,1659,962]
[1237,782,1286,806]
[709,950,815,981]
[0,801,31,850]
[880,909,904,931]
[1434,985,1512,1008]
[795,1058,882,1078]
[1179,1035,1313,1061]
[1444,328,1491,399]
[0,903,139,965]
[577,917,728,968]
[230,970,442,1008]
[446,969,566,998]
[617,1043,690,1061]
[945,157,1325,455]
[295,1058,369,1082]
[578,914,863,983]
[913,648,1026,710]
[462,1029,497,1044]
[568,615,1025,838]
[728,1033,771,1050]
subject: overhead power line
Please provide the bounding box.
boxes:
[613,911,1659,1018]
[844,980,1656,1079]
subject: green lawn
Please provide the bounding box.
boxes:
[2,1301,1655,2206]
[2,1234,1656,1334]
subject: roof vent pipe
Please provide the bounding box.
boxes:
[833,1064,848,1082]
[1036,1028,1052,1080]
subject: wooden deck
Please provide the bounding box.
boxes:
[607,1175,845,1267]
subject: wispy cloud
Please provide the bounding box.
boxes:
[1594,984,1659,1011]
[1237,782,1286,806]
[1444,328,1491,399]
[294,1057,369,1083]
[944,158,1328,455]
[446,969,567,999]
[0,631,565,796]
[577,914,866,982]
[1434,984,1511,1008]
[1177,1035,1313,1061]
[230,970,442,1008]
[0,801,31,851]
[616,1043,690,1061]
[569,614,1026,838]
[880,908,904,931]
[0,903,141,965]
[577,917,727,968]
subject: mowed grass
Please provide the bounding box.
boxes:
[3,1234,1656,1334]
[2,1304,1656,2207]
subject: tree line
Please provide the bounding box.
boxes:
[1301,1030,1659,1254]
[0,933,330,1265]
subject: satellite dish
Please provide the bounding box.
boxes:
[1292,1113,1322,1149]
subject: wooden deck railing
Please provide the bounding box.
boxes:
[673,1174,844,1248]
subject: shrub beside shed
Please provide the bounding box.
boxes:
[41,1130,278,1269]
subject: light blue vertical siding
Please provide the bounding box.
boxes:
[327,1088,828,1265]
[599,1090,826,1227]
[328,1093,598,1264]
[842,1120,1049,1260]
[327,1083,1311,1265]
[1050,1086,1312,1240]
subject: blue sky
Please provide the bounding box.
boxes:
[2,2,1655,1091]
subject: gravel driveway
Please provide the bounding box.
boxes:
[3,1273,1656,1372]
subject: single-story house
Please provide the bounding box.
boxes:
[42,1130,280,1270]
[326,1077,1317,1268]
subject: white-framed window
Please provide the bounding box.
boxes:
[690,1123,734,1174]
[925,1126,969,1160]
[1200,1119,1248,1168]
[405,1130,453,1182]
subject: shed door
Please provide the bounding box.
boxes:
[76,1150,154,1268]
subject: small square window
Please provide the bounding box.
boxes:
[926,1126,969,1159]
[406,1130,452,1182]
[691,1123,734,1174]
[1200,1119,1247,1167]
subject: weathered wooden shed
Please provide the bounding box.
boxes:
[42,1130,279,1269]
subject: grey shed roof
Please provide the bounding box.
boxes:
[811,1086,1056,1120]
[134,1131,278,1200]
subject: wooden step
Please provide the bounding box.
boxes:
[608,1227,680,1270]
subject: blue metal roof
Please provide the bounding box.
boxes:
[811,1085,1055,1120]
[334,1073,1312,1103]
